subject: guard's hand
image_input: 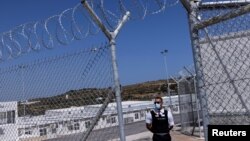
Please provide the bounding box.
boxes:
[169,125,173,130]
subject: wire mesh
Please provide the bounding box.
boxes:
[187,0,250,140]
[0,43,129,141]
[197,0,250,124]
[171,65,203,137]
[0,0,185,140]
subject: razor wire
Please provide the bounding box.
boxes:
[83,0,180,30]
[0,0,180,62]
[186,0,250,140]
[0,3,99,61]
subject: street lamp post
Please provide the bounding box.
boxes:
[161,50,172,110]
[19,65,26,116]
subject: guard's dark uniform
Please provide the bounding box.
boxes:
[151,110,171,141]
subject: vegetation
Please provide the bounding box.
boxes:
[18,79,181,116]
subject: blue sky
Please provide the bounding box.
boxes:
[0,0,194,85]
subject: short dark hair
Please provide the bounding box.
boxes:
[155,96,163,102]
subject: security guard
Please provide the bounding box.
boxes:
[146,96,174,141]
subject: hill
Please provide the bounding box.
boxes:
[18,79,178,116]
[122,79,178,100]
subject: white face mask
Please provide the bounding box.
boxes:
[155,103,161,110]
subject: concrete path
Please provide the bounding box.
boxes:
[126,130,204,141]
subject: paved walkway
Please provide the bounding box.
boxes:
[126,130,205,141]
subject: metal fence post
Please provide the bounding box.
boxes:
[110,38,126,141]
[81,1,130,140]
[188,1,209,141]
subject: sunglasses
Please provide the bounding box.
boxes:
[154,101,161,104]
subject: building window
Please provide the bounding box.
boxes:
[74,123,80,130]
[111,117,116,123]
[135,113,139,119]
[140,111,145,117]
[124,117,134,124]
[25,128,32,135]
[52,128,57,134]
[107,116,116,124]
[0,112,7,125]
[40,128,47,136]
[7,111,15,124]
[0,111,15,125]
[107,117,111,123]
[85,121,91,129]
[68,124,74,131]
[68,122,80,131]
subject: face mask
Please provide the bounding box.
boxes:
[155,103,161,110]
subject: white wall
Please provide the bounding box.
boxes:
[0,102,18,141]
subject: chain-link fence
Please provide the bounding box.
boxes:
[0,0,183,141]
[184,0,250,140]
[171,65,203,138]
[0,43,129,141]
[3,0,250,141]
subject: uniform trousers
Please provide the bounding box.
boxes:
[152,133,171,141]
